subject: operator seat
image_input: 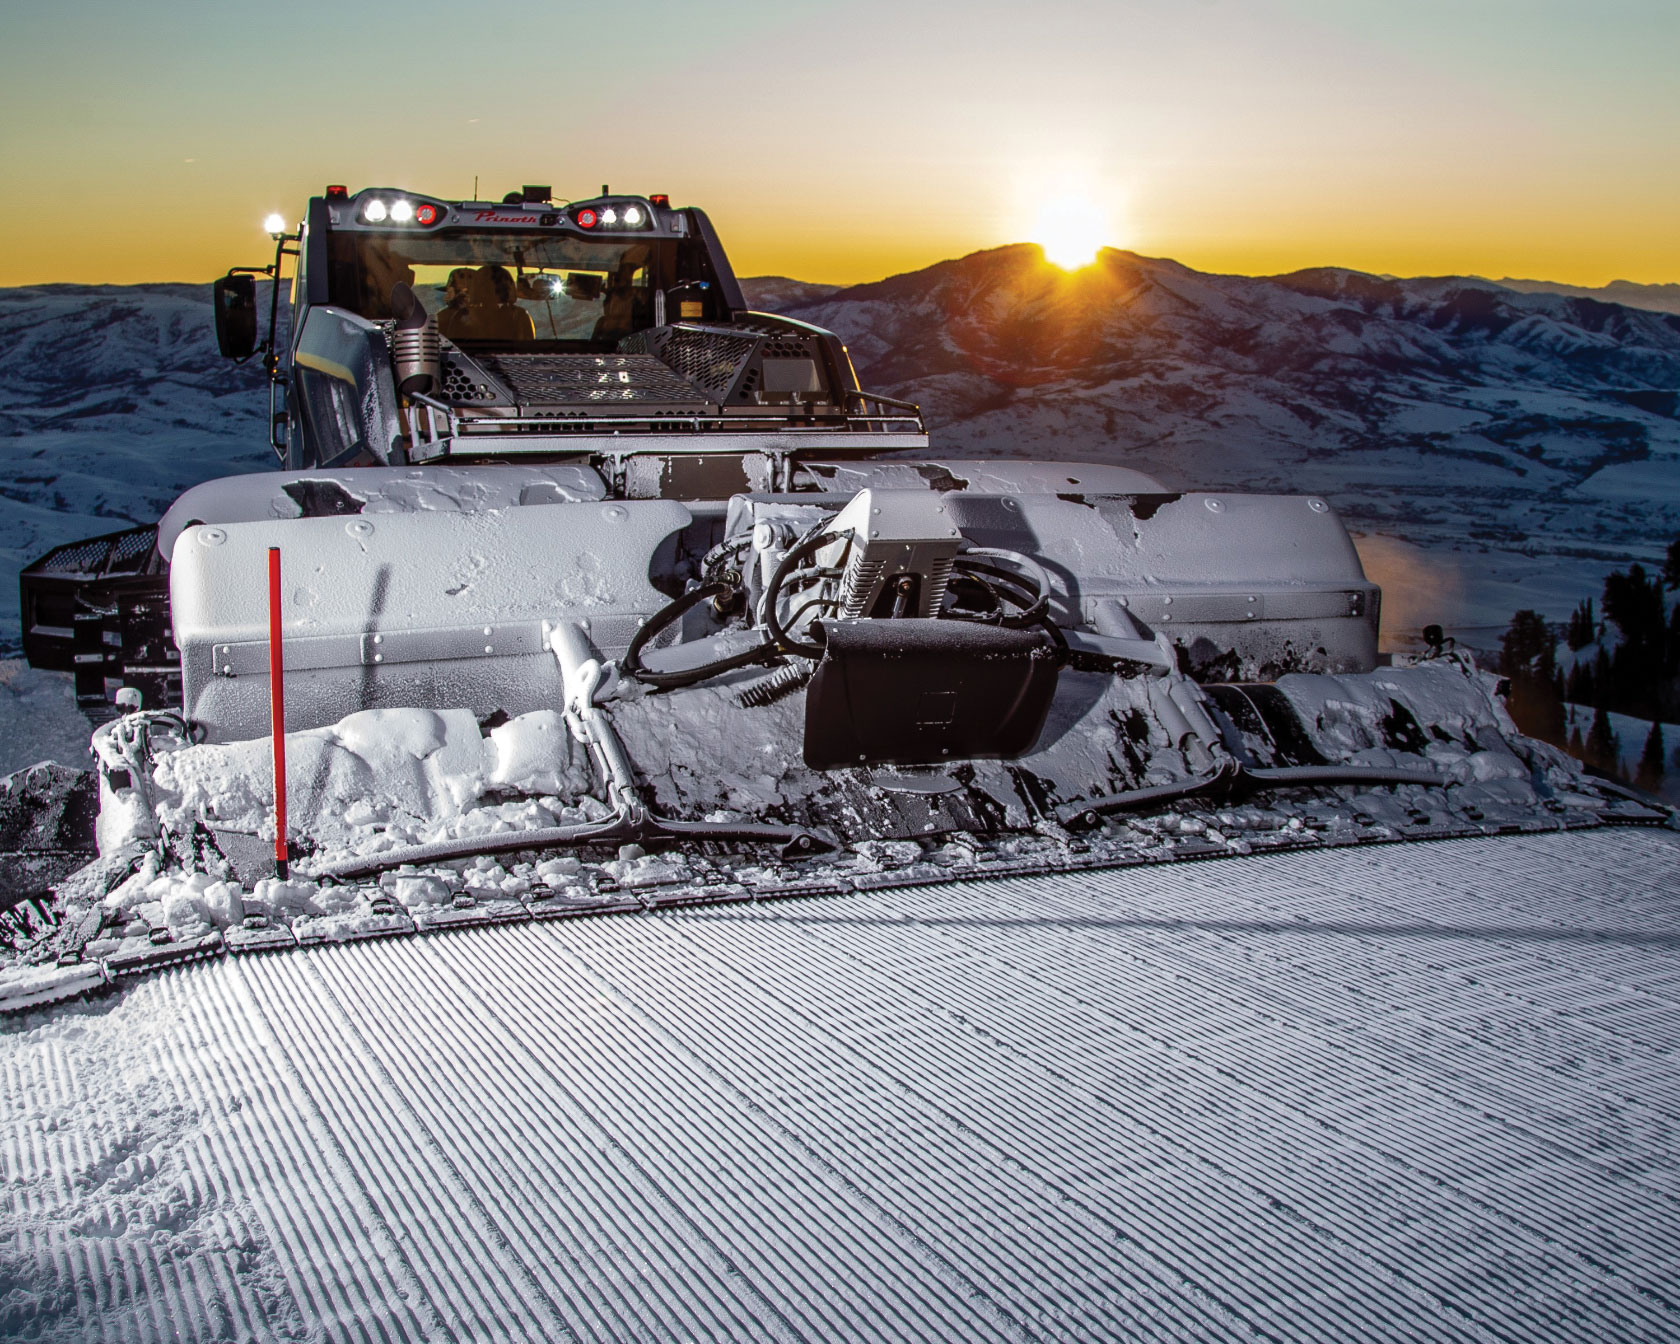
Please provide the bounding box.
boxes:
[591,248,650,345]
[436,267,474,341]
[444,267,536,342]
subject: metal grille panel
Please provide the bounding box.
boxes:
[23,525,155,579]
[480,353,711,407]
[625,326,760,401]
[439,352,502,403]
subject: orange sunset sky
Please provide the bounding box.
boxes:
[2,0,1675,288]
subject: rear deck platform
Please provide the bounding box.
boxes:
[4,826,1679,1342]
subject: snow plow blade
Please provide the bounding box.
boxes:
[4,633,1668,1007]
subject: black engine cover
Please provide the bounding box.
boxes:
[803,618,1059,769]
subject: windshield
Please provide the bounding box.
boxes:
[326,230,665,346]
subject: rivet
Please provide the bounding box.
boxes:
[199,527,227,547]
[374,654,383,663]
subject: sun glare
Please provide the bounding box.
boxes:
[1034,196,1107,270]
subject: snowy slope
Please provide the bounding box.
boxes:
[3,826,1678,1342]
[0,284,276,647]
[780,249,1680,601]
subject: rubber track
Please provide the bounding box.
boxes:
[4,828,1679,1342]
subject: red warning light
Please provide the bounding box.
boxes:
[325,184,348,199]
[576,208,598,228]
[415,203,440,226]
[649,194,670,207]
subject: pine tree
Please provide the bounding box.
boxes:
[1566,597,1596,651]
[1498,610,1564,743]
[1664,535,1680,591]
[1567,660,1593,705]
[1569,723,1585,757]
[1585,704,1621,776]
[1499,609,1556,681]
[1636,721,1665,793]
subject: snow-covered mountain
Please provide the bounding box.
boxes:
[2,257,1676,654]
[1488,276,1680,316]
[0,283,275,648]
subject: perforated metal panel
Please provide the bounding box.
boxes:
[25,526,155,579]
[439,352,502,403]
[629,325,760,401]
[479,353,710,407]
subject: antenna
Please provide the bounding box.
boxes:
[474,175,479,202]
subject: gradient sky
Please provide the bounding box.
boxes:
[2,0,1675,287]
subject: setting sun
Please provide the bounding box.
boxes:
[1034,196,1108,270]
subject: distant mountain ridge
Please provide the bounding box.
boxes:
[757,246,1679,567]
[1,254,1676,651]
[1483,277,1680,317]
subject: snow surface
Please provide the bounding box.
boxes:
[3,826,1679,1342]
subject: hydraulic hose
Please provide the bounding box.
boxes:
[621,582,778,690]
[951,548,1052,629]
[762,528,838,658]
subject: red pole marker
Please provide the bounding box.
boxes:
[267,546,289,880]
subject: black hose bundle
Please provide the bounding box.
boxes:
[624,529,1066,691]
[761,528,840,659]
[620,581,780,690]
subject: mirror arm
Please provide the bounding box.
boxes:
[263,233,299,379]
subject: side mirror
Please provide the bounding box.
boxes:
[213,273,259,359]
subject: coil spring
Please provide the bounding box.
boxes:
[735,661,812,709]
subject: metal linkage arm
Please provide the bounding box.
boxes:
[308,621,831,884]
